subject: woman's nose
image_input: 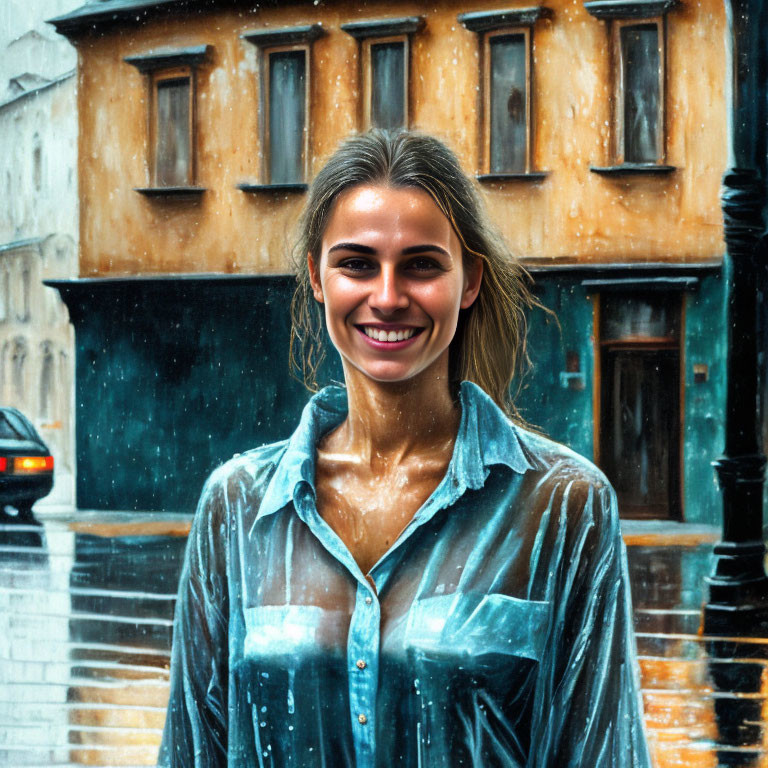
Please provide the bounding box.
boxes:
[369,267,409,314]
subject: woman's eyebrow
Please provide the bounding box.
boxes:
[401,244,451,257]
[327,242,376,255]
[326,243,451,257]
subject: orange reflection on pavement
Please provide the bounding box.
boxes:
[640,656,718,768]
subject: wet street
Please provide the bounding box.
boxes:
[1,513,767,767]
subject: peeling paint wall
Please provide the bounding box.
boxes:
[71,278,341,512]
[72,0,728,276]
[515,279,595,460]
[682,273,728,525]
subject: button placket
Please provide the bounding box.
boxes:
[348,581,379,765]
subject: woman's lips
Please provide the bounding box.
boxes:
[355,325,424,348]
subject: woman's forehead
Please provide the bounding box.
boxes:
[321,184,458,249]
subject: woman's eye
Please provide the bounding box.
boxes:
[339,258,373,272]
[408,257,441,272]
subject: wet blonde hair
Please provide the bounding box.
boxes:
[290,129,537,420]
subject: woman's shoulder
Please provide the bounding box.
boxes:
[508,426,622,547]
[512,423,614,499]
[198,438,291,505]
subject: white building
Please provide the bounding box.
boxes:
[0,0,80,507]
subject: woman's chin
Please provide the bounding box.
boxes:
[352,366,420,385]
[342,358,445,388]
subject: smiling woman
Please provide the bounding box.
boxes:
[309,184,481,388]
[158,131,652,768]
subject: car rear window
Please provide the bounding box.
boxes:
[0,415,24,440]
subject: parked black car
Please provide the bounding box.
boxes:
[0,408,53,521]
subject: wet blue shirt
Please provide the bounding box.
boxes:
[158,381,651,768]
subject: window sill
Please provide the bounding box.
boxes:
[476,172,549,183]
[237,182,308,193]
[589,163,676,176]
[134,186,206,197]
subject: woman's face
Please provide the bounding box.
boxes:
[309,184,482,385]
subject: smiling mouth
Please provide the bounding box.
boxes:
[359,326,422,342]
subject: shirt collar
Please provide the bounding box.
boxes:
[257,380,532,522]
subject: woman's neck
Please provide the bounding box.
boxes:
[333,359,460,469]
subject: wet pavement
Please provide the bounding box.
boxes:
[1,513,767,767]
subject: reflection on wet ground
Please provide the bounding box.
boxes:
[0,514,766,767]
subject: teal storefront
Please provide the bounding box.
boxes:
[50,263,728,525]
[519,262,726,526]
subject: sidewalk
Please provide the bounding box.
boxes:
[0,511,765,767]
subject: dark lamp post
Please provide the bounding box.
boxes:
[703,0,768,645]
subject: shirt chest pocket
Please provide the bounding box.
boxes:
[244,604,349,660]
[404,592,549,663]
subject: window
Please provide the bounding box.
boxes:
[341,18,424,131]
[19,266,30,323]
[40,342,54,421]
[267,49,307,184]
[368,40,406,129]
[487,31,528,173]
[585,0,676,172]
[12,337,27,400]
[154,72,192,186]
[124,45,210,193]
[242,25,324,188]
[616,21,663,163]
[0,269,9,323]
[596,292,683,519]
[32,133,42,191]
[0,413,22,441]
[458,8,551,179]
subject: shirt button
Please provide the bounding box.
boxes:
[356,659,367,670]
[365,596,372,605]
[358,714,368,725]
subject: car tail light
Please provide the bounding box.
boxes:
[13,456,54,473]
[0,457,6,471]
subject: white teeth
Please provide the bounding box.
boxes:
[363,327,416,342]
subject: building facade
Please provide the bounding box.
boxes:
[50,0,730,524]
[0,13,78,506]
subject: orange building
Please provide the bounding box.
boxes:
[49,0,728,527]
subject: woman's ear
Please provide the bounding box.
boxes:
[308,252,324,303]
[460,256,484,310]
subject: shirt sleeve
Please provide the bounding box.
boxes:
[527,477,652,768]
[157,473,230,767]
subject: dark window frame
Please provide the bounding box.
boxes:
[363,35,409,130]
[458,7,551,181]
[341,17,424,132]
[124,45,210,194]
[483,26,532,175]
[150,66,195,188]
[261,43,310,185]
[585,1,678,174]
[241,25,324,189]
[611,17,666,165]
